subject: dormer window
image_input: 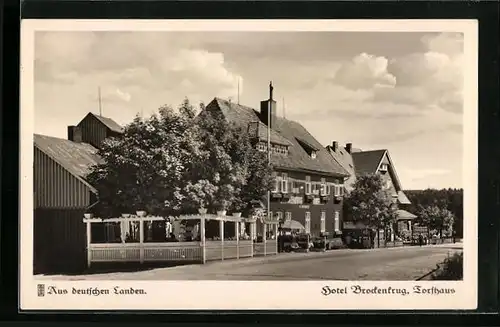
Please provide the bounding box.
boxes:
[296,137,319,159]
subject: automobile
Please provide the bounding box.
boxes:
[310,235,327,252]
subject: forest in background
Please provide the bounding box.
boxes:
[404,188,464,238]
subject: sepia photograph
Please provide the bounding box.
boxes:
[20,19,477,310]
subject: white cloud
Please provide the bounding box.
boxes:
[374,33,464,113]
[35,32,243,123]
[115,88,131,102]
[332,53,396,90]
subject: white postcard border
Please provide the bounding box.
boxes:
[20,19,478,311]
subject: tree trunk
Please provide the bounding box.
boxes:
[376,229,380,248]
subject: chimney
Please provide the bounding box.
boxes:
[346,143,352,154]
[67,126,83,143]
[260,81,277,129]
[331,141,339,152]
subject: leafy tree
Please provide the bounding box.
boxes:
[87,104,204,217]
[415,204,455,238]
[87,97,274,218]
[406,188,462,237]
[343,173,399,246]
[193,107,274,214]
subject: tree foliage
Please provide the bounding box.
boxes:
[193,106,274,213]
[87,103,203,217]
[87,98,273,217]
[405,188,462,237]
[343,173,399,230]
[414,204,455,237]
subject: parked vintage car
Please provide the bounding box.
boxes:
[278,233,311,252]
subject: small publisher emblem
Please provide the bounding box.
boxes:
[37,284,45,297]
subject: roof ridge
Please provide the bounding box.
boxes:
[34,133,95,147]
[352,149,387,154]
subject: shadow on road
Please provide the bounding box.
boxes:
[39,261,199,276]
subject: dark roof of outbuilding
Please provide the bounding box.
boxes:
[34,134,103,193]
[80,113,124,134]
[206,98,349,177]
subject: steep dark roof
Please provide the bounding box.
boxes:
[85,113,124,133]
[34,134,103,193]
[330,146,412,205]
[212,98,291,146]
[351,150,386,176]
[326,145,357,190]
[207,98,349,177]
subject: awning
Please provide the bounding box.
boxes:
[281,220,305,231]
[396,209,417,220]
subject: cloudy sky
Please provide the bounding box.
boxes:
[34,30,464,190]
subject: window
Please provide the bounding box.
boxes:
[305,176,311,195]
[273,174,280,193]
[334,211,340,232]
[320,211,326,233]
[311,151,317,159]
[281,173,288,193]
[269,211,273,220]
[334,184,341,196]
[380,163,388,171]
[285,212,292,221]
[320,178,327,196]
[276,211,283,222]
[257,142,267,152]
[305,212,311,234]
[312,183,320,195]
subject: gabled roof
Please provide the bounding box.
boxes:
[327,145,411,205]
[34,134,103,193]
[206,98,349,177]
[351,150,387,176]
[80,113,124,134]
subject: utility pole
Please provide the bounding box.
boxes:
[266,81,273,252]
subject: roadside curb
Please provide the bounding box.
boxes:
[415,263,442,281]
[200,243,463,268]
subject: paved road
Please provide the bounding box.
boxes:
[41,243,462,281]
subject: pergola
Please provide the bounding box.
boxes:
[83,212,279,267]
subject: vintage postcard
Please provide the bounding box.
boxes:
[20,19,477,310]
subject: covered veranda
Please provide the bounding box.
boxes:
[83,212,279,267]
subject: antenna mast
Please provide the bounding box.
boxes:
[283,97,286,118]
[237,78,240,105]
[98,86,102,116]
